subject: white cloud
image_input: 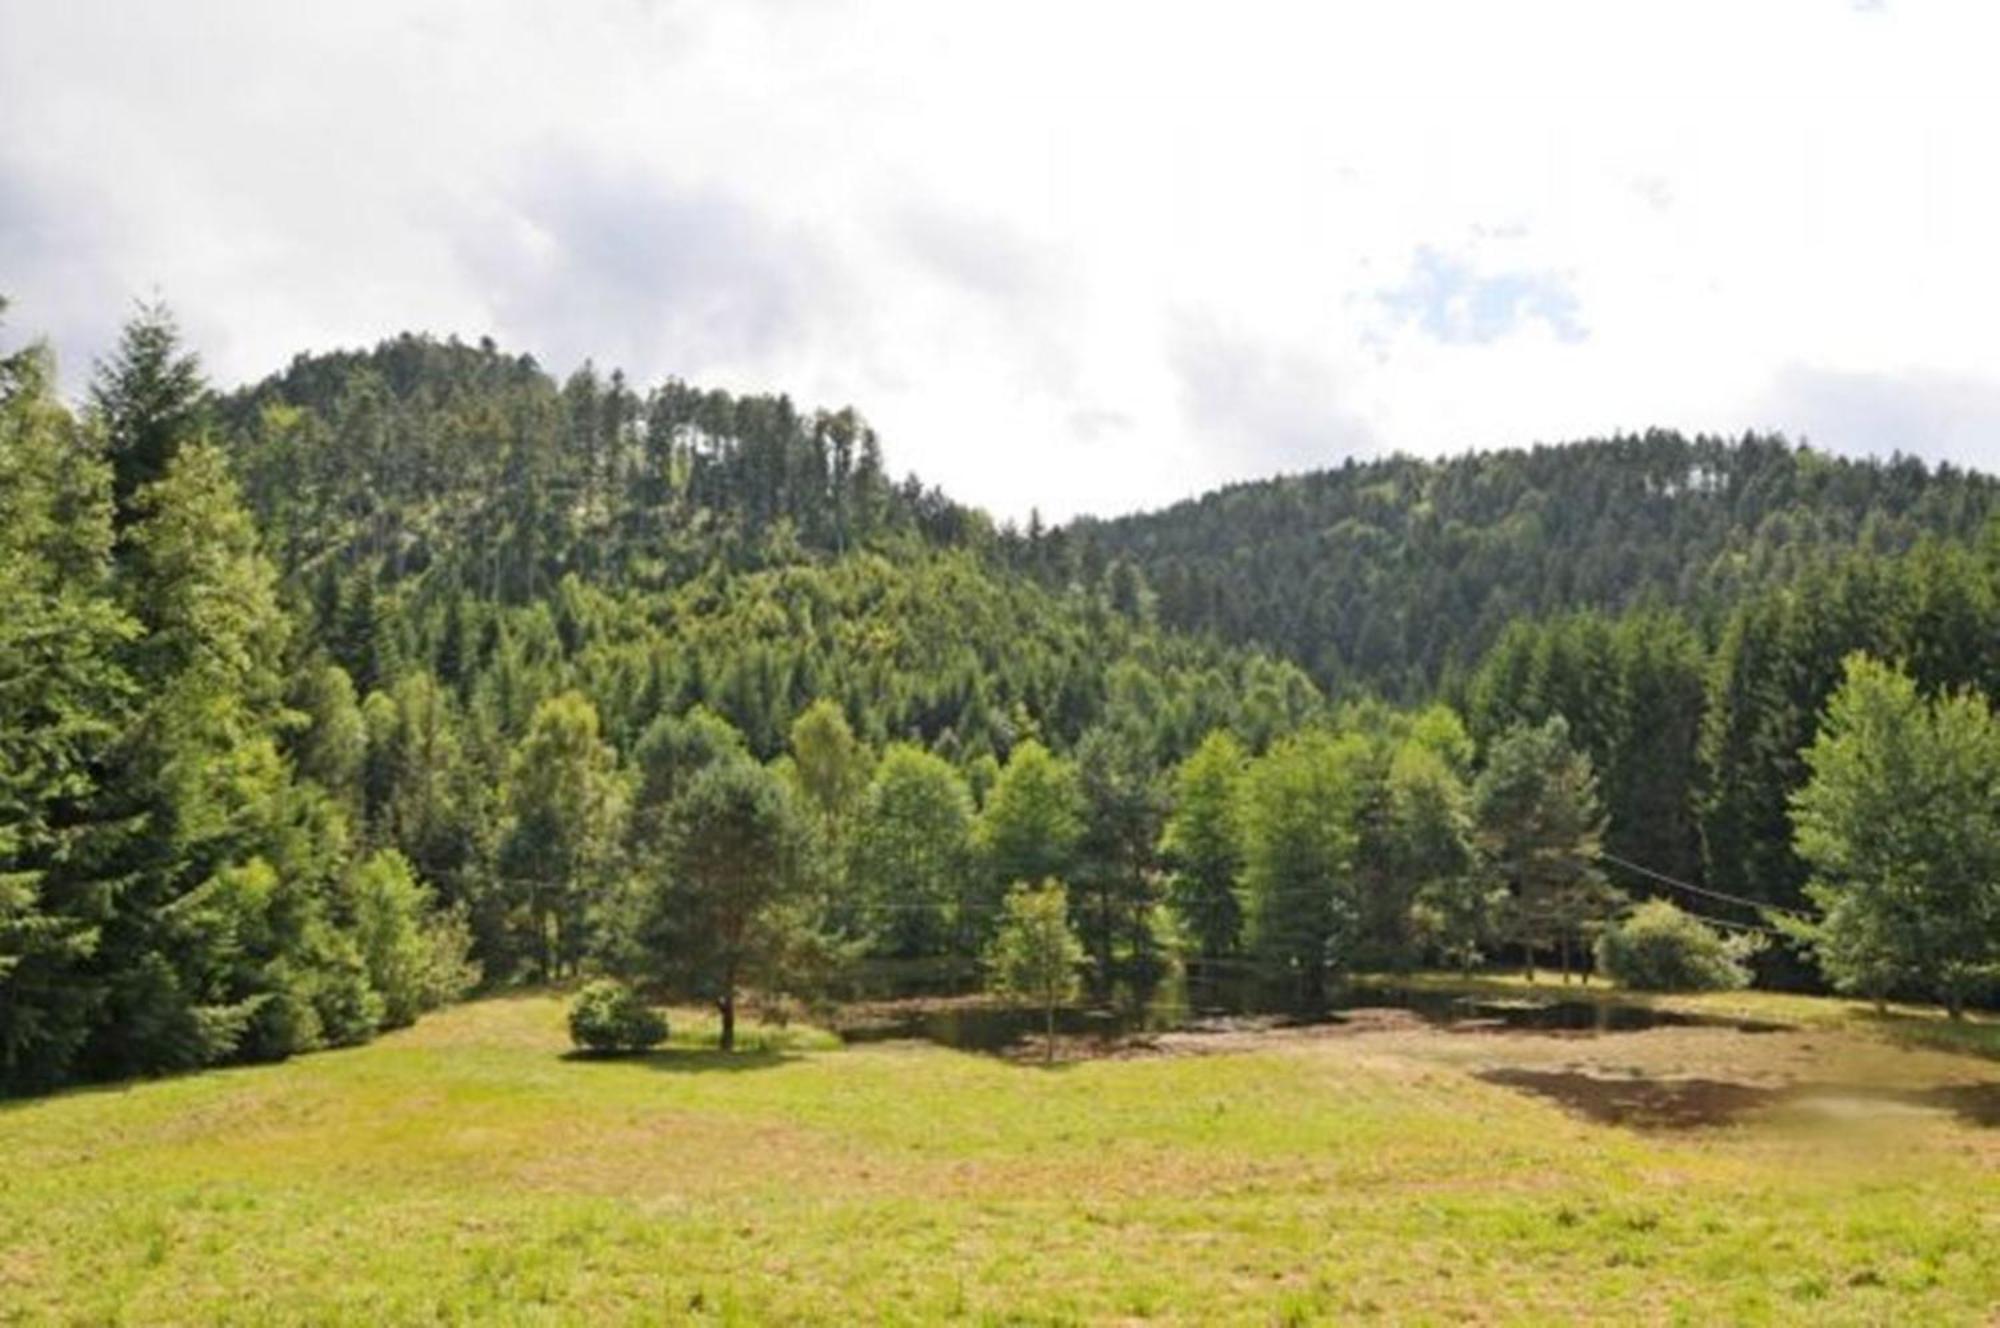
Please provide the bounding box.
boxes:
[1759,364,2000,465]
[3,0,1998,520]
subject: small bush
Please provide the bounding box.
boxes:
[567,980,668,1053]
[1595,899,1758,992]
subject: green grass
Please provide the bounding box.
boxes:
[1,991,1995,1324]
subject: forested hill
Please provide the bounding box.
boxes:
[11,302,2000,1098]
[1058,435,2000,697]
[212,334,1319,768]
[225,334,2000,708]
[217,333,986,599]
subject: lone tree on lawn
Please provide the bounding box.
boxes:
[986,880,1084,1065]
[647,761,811,1050]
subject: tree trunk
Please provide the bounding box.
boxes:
[719,993,736,1051]
[1558,931,1571,986]
[1302,958,1326,1011]
[1521,941,1536,985]
[1044,999,1056,1066]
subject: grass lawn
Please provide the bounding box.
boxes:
[2,988,1995,1325]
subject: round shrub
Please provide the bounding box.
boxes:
[1595,899,1758,992]
[567,980,668,1053]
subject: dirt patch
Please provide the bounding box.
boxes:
[1479,1068,1781,1129]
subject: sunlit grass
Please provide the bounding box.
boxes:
[0,989,1994,1323]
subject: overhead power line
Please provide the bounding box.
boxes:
[1598,850,1814,923]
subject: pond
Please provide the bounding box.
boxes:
[833,974,1790,1054]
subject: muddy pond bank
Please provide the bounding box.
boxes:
[832,980,2000,1135]
[832,982,1790,1055]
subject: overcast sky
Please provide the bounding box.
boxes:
[4,1,1998,521]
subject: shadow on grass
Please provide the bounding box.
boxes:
[1855,1010,2000,1061]
[559,1047,799,1074]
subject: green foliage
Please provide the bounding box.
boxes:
[984,879,1085,1063]
[350,848,477,1027]
[566,978,667,1053]
[1064,432,1998,699]
[1699,544,2000,914]
[78,382,349,1079]
[0,341,136,1091]
[977,740,1083,914]
[844,744,975,958]
[642,761,813,1050]
[1388,740,1487,974]
[364,671,489,928]
[1241,731,1370,1005]
[787,699,872,830]
[1789,654,2000,1017]
[1071,724,1166,986]
[1594,899,1755,992]
[1472,717,1617,981]
[1468,610,1707,890]
[631,707,750,811]
[289,662,367,807]
[498,692,623,980]
[90,301,207,523]
[350,850,431,1028]
[1160,730,1248,961]
[21,299,2000,1094]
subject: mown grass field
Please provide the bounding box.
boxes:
[2,987,1996,1325]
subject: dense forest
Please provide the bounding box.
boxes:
[1062,436,1999,696]
[6,299,1999,1094]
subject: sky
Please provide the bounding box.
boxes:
[3,0,1998,522]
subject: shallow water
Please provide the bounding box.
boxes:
[834,977,1789,1053]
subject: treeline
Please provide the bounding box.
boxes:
[490,692,1619,1047]
[0,308,1330,1090]
[1,306,477,1095]
[9,302,2000,1093]
[1459,535,2000,923]
[1061,434,2000,697]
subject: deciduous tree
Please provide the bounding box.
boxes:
[1789,654,2000,1018]
[986,879,1084,1065]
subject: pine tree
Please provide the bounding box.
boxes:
[644,761,812,1051]
[1071,724,1165,987]
[1473,717,1614,983]
[0,338,137,1091]
[90,301,206,527]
